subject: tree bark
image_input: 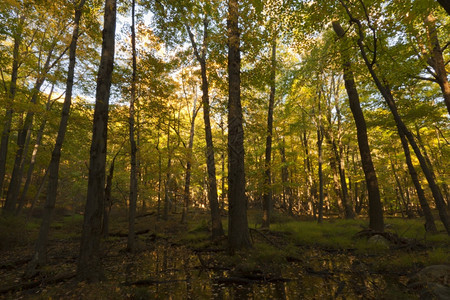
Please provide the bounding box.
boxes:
[262,39,276,228]
[127,0,138,253]
[25,0,86,278]
[424,14,450,115]
[77,0,116,282]
[0,16,24,202]
[185,19,224,238]
[163,119,171,221]
[227,0,251,251]
[181,88,198,224]
[332,20,383,231]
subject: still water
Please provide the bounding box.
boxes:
[108,244,411,299]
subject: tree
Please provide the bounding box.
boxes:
[332,20,383,231]
[227,0,251,251]
[77,0,117,281]
[338,0,449,234]
[25,0,86,277]
[185,18,224,238]
[262,38,276,228]
[127,0,138,253]
[0,14,24,202]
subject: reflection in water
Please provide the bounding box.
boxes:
[123,245,410,299]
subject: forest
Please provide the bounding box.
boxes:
[0,0,449,298]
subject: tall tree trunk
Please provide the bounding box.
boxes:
[127,0,138,253]
[332,20,384,231]
[227,0,251,251]
[157,127,162,220]
[262,39,276,228]
[0,16,24,201]
[185,19,224,238]
[77,0,116,282]
[424,14,450,115]
[181,90,198,224]
[163,119,171,221]
[337,8,449,234]
[25,0,86,278]
[316,89,324,223]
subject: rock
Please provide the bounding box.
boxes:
[408,265,450,300]
[367,234,390,249]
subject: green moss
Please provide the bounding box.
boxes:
[427,247,450,265]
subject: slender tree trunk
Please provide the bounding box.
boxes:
[424,14,450,115]
[26,170,48,221]
[262,39,276,228]
[25,0,86,278]
[77,0,116,282]
[0,16,24,201]
[390,160,412,218]
[156,124,162,220]
[127,0,138,253]
[163,120,171,221]
[181,92,198,224]
[316,89,324,223]
[185,19,224,238]
[103,157,115,238]
[280,137,292,214]
[227,0,251,251]
[332,20,384,231]
[16,86,54,214]
[338,9,449,234]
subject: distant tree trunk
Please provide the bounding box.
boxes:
[390,160,413,218]
[424,14,450,115]
[301,127,316,218]
[16,85,55,213]
[77,0,116,282]
[227,0,251,252]
[127,0,138,253]
[181,91,198,224]
[332,20,383,231]
[317,90,324,224]
[0,16,24,201]
[157,127,162,220]
[338,10,449,234]
[163,119,171,221]
[24,0,86,278]
[262,39,276,228]
[280,137,292,214]
[185,19,224,238]
[4,36,67,213]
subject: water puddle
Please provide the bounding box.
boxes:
[114,245,411,299]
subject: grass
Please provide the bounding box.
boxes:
[271,218,364,249]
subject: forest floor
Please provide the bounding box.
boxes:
[0,207,449,299]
